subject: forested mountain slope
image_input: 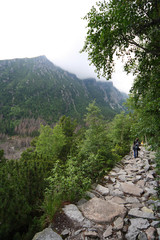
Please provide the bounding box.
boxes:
[0,56,127,135]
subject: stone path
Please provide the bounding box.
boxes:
[33,147,160,240]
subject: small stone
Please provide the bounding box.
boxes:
[130,218,150,229]
[146,173,154,180]
[61,229,70,238]
[86,191,96,199]
[144,163,150,172]
[77,198,87,206]
[109,176,116,183]
[147,200,160,209]
[104,176,109,181]
[109,171,117,176]
[141,196,147,202]
[84,230,99,238]
[128,208,156,219]
[125,225,140,240]
[151,180,158,187]
[103,225,112,238]
[116,231,123,240]
[95,184,109,196]
[109,196,126,204]
[151,220,159,228]
[145,227,156,240]
[127,202,144,209]
[137,180,145,188]
[82,219,92,228]
[118,175,126,182]
[113,217,124,230]
[137,231,148,240]
[157,213,160,218]
[88,228,98,232]
[126,196,140,203]
[74,229,83,236]
[63,204,84,223]
[91,183,97,189]
[105,196,113,201]
[107,184,114,191]
[112,166,121,173]
[123,225,128,233]
[136,175,142,180]
[118,169,127,175]
[124,218,130,224]
[94,224,106,231]
[144,187,157,197]
[157,228,160,237]
[110,188,124,197]
[114,182,121,189]
[149,170,156,176]
[142,207,154,214]
[143,192,150,198]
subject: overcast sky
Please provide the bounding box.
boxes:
[0,0,134,93]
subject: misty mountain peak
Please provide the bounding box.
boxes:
[0,56,127,135]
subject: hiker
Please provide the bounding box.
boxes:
[133,138,140,158]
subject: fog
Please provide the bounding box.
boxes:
[0,0,134,93]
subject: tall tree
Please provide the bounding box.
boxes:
[82,0,160,79]
[108,112,133,156]
[82,0,160,149]
[35,124,66,161]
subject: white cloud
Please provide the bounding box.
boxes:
[0,0,134,93]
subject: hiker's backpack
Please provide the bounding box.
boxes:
[135,142,139,149]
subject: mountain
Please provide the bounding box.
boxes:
[0,56,127,135]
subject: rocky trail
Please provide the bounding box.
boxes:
[33,147,160,240]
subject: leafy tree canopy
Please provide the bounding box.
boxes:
[82,0,160,80]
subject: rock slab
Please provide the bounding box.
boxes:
[121,182,144,196]
[128,208,156,219]
[32,228,62,240]
[80,197,127,223]
[63,204,84,223]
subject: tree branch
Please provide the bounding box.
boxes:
[123,37,160,56]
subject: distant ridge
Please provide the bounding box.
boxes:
[0,56,127,135]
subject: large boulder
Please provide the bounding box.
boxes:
[32,227,62,240]
[80,197,127,223]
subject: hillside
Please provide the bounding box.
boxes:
[0,56,127,135]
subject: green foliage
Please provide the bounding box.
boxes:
[0,154,54,239]
[108,112,133,156]
[43,102,122,222]
[35,124,66,161]
[59,116,77,138]
[0,149,5,160]
[41,193,62,225]
[0,103,133,238]
[59,116,77,159]
[125,94,160,150]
